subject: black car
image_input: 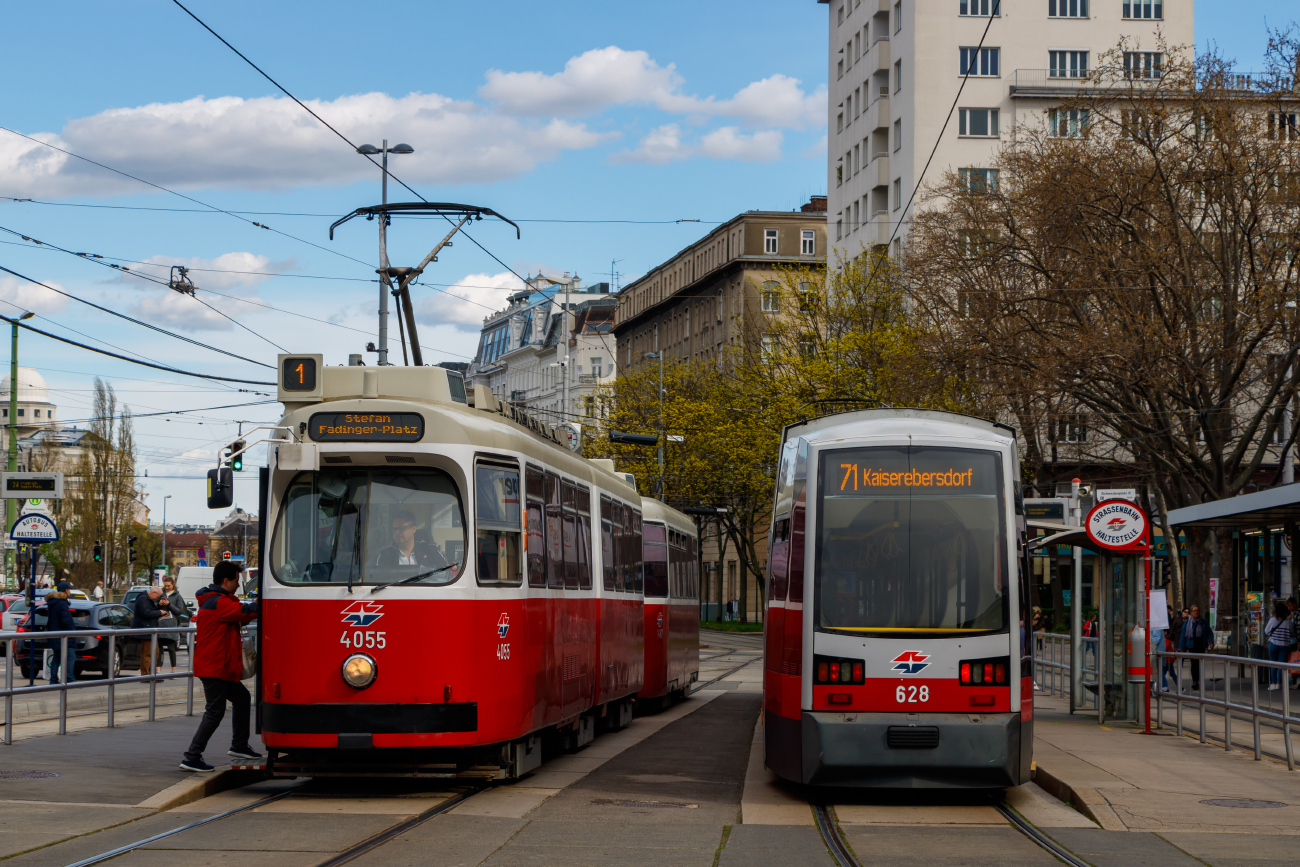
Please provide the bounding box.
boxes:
[14,601,144,679]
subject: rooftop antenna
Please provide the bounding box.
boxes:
[603,258,624,292]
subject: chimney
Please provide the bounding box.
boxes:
[802,195,828,213]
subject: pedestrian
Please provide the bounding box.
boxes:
[132,585,170,674]
[1264,600,1293,691]
[1179,604,1213,691]
[180,561,259,773]
[92,580,104,602]
[45,581,77,685]
[1162,605,1179,690]
[158,577,191,673]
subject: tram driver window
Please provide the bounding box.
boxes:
[475,462,522,586]
[270,469,466,587]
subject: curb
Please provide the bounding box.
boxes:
[136,766,272,813]
[1032,765,1126,830]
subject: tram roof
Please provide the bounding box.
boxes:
[1167,483,1300,530]
[784,407,1015,445]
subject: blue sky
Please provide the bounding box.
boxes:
[0,0,1288,526]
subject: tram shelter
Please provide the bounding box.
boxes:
[1167,484,1300,657]
[1031,501,1153,725]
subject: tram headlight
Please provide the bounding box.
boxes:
[341,653,377,689]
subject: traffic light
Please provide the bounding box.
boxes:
[230,440,246,472]
[93,541,102,562]
[223,551,232,561]
[127,534,137,564]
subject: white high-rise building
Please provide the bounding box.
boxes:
[821,0,1192,260]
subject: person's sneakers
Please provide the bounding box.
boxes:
[228,747,263,760]
[179,758,215,773]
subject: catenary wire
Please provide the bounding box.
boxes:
[169,0,531,288]
[0,311,276,386]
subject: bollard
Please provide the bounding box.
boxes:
[1251,661,1262,760]
[148,632,158,722]
[1225,660,1233,751]
[3,637,11,746]
[1284,671,1295,771]
[1198,667,1206,744]
[57,635,67,736]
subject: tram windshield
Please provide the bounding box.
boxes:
[270,469,466,586]
[815,446,1007,633]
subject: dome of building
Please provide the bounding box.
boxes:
[0,367,49,403]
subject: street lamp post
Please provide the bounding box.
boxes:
[6,311,33,588]
[643,351,665,499]
[161,494,172,589]
[356,141,414,367]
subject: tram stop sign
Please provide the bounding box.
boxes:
[9,513,59,544]
[1085,499,1148,552]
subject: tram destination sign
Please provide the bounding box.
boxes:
[308,412,424,443]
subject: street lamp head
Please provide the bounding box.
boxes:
[643,352,659,360]
[17,312,34,321]
[390,143,414,154]
[356,144,382,155]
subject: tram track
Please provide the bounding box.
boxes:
[812,799,1094,867]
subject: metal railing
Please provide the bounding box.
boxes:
[0,625,198,745]
[1032,631,1099,710]
[1154,649,1300,770]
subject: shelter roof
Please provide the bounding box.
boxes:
[1166,484,1300,530]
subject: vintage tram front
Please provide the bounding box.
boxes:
[240,356,657,777]
[763,409,1032,788]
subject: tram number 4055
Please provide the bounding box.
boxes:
[340,630,387,649]
[896,685,930,703]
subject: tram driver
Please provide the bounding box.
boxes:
[374,509,451,572]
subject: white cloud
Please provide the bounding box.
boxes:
[0,276,68,315]
[482,48,825,130]
[613,125,782,165]
[132,289,236,331]
[414,272,524,332]
[0,93,613,197]
[803,132,828,159]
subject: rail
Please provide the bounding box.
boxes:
[0,625,200,745]
[1032,631,1099,710]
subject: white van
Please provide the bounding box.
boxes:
[174,567,215,608]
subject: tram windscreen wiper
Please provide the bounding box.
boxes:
[368,565,455,594]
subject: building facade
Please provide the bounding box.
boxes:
[822,0,1192,258]
[615,202,828,371]
[466,276,618,429]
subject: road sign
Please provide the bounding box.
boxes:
[1085,500,1148,551]
[0,472,63,500]
[19,499,50,517]
[9,513,58,543]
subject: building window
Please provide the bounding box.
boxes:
[838,59,844,79]
[764,229,778,254]
[1124,51,1163,79]
[799,336,817,358]
[958,168,1000,194]
[1269,113,1299,141]
[1048,0,1088,16]
[894,60,902,93]
[800,230,816,256]
[893,178,902,210]
[959,47,1000,77]
[836,219,843,241]
[761,282,781,313]
[852,200,860,229]
[16,409,23,418]
[761,335,777,362]
[1049,50,1089,78]
[853,144,860,174]
[1054,415,1087,443]
[893,118,902,151]
[894,0,902,32]
[797,282,815,313]
[959,0,999,15]
[1049,108,1090,138]
[839,4,845,24]
[1122,0,1161,18]
[33,409,39,418]
[958,108,1000,137]
[591,357,603,378]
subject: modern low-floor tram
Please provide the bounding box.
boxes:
[240,357,698,777]
[762,408,1032,788]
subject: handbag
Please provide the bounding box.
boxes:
[1289,651,1300,665]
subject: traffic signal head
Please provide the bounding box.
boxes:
[230,440,246,472]
[127,535,137,545]
[128,548,137,563]
[93,542,102,562]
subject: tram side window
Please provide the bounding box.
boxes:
[601,496,616,590]
[576,486,592,590]
[526,466,546,587]
[559,481,581,590]
[644,522,668,598]
[475,462,522,586]
[622,505,636,592]
[545,471,564,589]
[631,509,643,593]
[690,536,698,599]
[611,502,626,591]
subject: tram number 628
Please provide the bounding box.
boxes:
[340,631,386,649]
[896,685,929,703]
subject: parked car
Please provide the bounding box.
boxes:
[13,601,143,679]
[3,588,89,633]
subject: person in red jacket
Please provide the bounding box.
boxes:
[180,561,259,773]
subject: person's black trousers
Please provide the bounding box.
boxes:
[184,677,251,762]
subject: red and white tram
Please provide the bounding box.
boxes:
[233,357,698,777]
[762,409,1032,788]
[639,499,700,705]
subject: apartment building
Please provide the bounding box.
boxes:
[821,0,1192,258]
[615,199,827,370]
[465,276,618,427]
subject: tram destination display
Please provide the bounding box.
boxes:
[282,356,318,391]
[308,412,424,442]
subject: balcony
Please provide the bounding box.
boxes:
[863,151,889,190]
[866,92,890,133]
[868,37,890,74]
[1008,69,1097,97]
